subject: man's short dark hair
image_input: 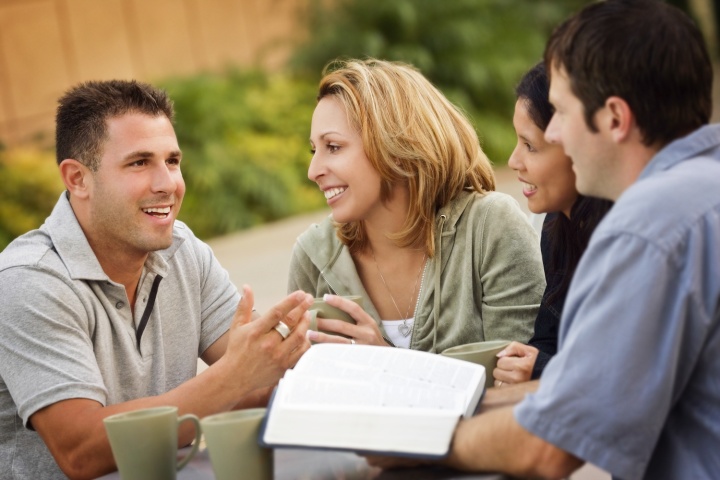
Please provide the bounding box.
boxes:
[55,80,174,171]
[544,0,712,147]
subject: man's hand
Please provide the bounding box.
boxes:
[217,285,313,396]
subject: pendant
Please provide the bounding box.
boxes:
[398,322,412,337]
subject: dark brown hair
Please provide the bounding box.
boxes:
[515,62,613,303]
[545,0,712,147]
[56,80,174,171]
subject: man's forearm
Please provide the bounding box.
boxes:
[447,406,583,479]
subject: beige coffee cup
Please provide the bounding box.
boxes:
[308,295,363,339]
[103,406,201,480]
[440,340,512,388]
[201,408,273,480]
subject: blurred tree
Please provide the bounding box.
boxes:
[0,147,64,249]
[161,69,326,239]
[291,0,588,163]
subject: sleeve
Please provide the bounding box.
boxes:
[287,242,321,295]
[0,267,108,426]
[193,237,241,355]
[478,195,545,343]
[514,232,701,479]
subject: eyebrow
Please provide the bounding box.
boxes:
[123,150,182,161]
[309,131,342,142]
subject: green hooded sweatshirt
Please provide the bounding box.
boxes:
[288,190,545,353]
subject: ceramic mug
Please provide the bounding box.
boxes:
[103,406,201,480]
[308,295,363,339]
[201,408,273,480]
[440,340,512,388]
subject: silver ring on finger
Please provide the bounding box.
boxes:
[350,338,356,345]
[497,380,503,387]
[273,321,291,340]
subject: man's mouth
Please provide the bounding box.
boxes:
[324,187,346,200]
[142,206,171,218]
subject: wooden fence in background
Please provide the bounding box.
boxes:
[0,0,307,146]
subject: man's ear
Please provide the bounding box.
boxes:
[604,96,635,143]
[59,159,91,199]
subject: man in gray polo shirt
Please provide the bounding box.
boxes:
[0,80,313,479]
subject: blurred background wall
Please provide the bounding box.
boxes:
[0,0,307,146]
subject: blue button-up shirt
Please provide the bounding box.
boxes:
[515,124,720,480]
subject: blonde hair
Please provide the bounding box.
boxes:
[318,58,495,256]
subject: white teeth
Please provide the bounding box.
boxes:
[522,182,537,192]
[143,207,171,214]
[324,187,346,199]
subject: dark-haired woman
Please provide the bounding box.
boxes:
[493,62,613,385]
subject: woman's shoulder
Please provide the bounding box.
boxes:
[464,190,527,218]
[294,214,343,263]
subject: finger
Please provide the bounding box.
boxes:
[256,291,313,332]
[233,285,255,328]
[306,330,351,344]
[315,318,360,338]
[496,355,525,370]
[496,341,525,358]
[322,294,363,319]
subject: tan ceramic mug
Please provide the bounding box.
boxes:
[201,408,273,480]
[440,340,512,388]
[103,406,201,480]
[308,295,363,339]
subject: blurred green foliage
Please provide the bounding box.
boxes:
[291,0,588,164]
[161,70,326,239]
[0,147,64,248]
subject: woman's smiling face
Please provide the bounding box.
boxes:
[508,99,577,217]
[308,96,385,224]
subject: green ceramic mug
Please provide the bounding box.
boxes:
[103,406,201,480]
[201,408,273,480]
[440,340,512,388]
[308,295,363,339]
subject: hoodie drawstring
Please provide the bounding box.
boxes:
[432,214,447,353]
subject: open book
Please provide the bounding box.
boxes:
[260,344,486,458]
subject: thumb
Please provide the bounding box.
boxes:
[233,284,255,327]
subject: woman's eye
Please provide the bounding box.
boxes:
[310,148,316,155]
[328,144,340,153]
[524,142,536,153]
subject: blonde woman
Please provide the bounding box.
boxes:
[288,58,545,352]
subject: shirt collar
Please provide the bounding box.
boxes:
[640,124,720,180]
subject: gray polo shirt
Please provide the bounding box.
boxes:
[0,193,239,479]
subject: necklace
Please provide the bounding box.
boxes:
[371,247,427,337]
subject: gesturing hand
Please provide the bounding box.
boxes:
[222,285,313,394]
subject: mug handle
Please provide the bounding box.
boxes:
[176,414,202,471]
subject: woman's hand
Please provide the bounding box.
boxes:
[493,342,538,386]
[307,294,390,346]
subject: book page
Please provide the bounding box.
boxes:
[279,344,483,413]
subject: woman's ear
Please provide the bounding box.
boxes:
[604,96,635,144]
[59,159,91,199]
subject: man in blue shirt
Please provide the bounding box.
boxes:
[371,1,720,478]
